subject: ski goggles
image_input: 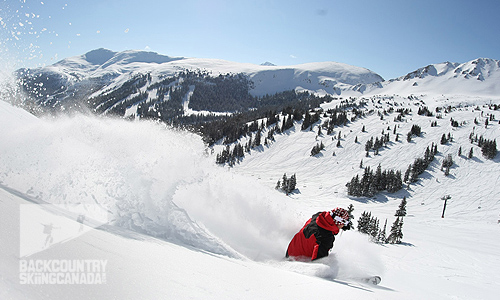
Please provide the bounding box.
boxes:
[333,215,350,226]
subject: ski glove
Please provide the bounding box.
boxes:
[343,222,352,231]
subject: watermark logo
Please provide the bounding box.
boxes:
[19,203,110,284]
[19,259,107,284]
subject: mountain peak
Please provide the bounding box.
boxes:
[452,57,500,80]
[398,58,500,82]
[84,48,117,65]
[102,50,184,66]
[260,62,276,66]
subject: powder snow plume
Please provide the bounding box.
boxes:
[0,105,300,260]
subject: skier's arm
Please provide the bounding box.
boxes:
[312,243,330,260]
[312,234,335,261]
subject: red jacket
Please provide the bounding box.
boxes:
[286,211,340,261]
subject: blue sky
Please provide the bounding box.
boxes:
[2,0,500,79]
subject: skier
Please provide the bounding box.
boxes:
[286,207,352,261]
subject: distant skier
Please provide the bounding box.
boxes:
[286,207,352,261]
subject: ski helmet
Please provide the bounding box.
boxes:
[330,207,349,226]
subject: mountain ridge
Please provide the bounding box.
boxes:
[23,48,500,94]
[357,57,500,96]
[14,49,500,120]
[45,48,384,95]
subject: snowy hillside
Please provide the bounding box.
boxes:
[17,48,383,99]
[1,85,500,299]
[357,58,500,96]
[15,50,500,126]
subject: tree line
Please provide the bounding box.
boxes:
[356,197,407,244]
[347,164,403,197]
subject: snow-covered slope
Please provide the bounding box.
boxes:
[1,88,500,299]
[357,58,500,96]
[0,185,384,300]
[16,50,500,123]
[18,48,384,98]
[46,48,184,79]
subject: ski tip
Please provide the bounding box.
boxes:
[368,276,382,285]
[360,276,381,285]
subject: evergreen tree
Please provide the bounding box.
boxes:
[357,211,384,242]
[276,173,297,195]
[311,143,323,156]
[347,175,360,196]
[387,217,404,244]
[377,219,387,243]
[348,164,402,197]
[302,111,311,130]
[277,173,297,194]
[347,204,355,221]
[374,164,383,191]
[468,147,474,159]
[288,174,297,193]
[395,197,407,217]
[357,211,372,234]
[480,138,497,159]
[410,124,421,136]
[369,217,380,240]
[404,164,411,182]
[367,181,377,197]
[253,129,262,147]
[365,138,374,151]
[424,146,432,163]
[441,154,453,176]
[441,134,448,145]
[281,173,289,193]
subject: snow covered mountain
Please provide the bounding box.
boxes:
[15,48,383,115]
[18,47,383,97]
[355,58,500,96]
[15,49,500,121]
